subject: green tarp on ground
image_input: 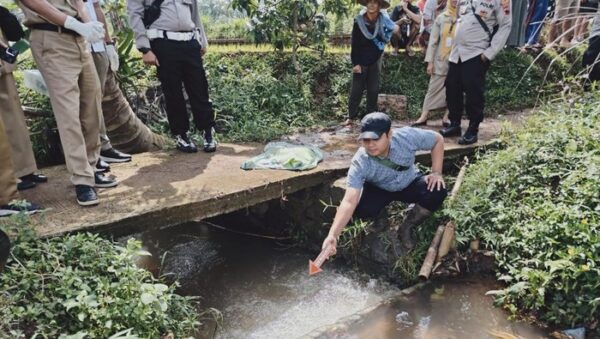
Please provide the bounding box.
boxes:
[241,142,323,171]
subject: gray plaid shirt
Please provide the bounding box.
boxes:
[347,127,438,191]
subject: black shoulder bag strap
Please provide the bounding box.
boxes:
[470,1,498,42]
[143,0,166,29]
[368,155,411,172]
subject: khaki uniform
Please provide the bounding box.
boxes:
[18,0,102,186]
[0,115,19,206]
[0,32,39,179]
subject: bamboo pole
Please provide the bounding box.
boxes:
[418,158,469,279]
[436,221,456,261]
[418,224,446,280]
[450,158,469,200]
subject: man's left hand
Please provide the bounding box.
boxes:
[201,48,207,57]
[425,173,446,191]
[106,44,120,72]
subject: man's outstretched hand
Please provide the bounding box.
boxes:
[321,234,337,259]
[425,172,446,191]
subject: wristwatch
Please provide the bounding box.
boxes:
[139,47,151,54]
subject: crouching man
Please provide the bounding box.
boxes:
[322,112,447,258]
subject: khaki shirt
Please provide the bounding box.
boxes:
[449,0,512,63]
[127,0,208,51]
[17,0,80,26]
[424,13,453,76]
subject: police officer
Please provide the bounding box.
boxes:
[0,6,47,191]
[127,0,216,153]
[17,0,118,206]
[439,0,511,144]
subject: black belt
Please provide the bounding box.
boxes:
[29,23,79,37]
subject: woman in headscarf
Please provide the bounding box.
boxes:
[345,0,398,126]
[411,0,457,126]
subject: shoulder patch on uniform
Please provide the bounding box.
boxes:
[501,0,510,14]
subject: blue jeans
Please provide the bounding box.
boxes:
[525,0,549,45]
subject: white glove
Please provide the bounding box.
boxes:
[106,44,120,72]
[64,16,105,43]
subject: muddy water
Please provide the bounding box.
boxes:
[129,222,546,339]
[324,278,548,339]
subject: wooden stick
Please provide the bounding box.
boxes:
[449,157,469,201]
[437,221,456,261]
[418,224,446,280]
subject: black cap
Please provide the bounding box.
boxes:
[358,112,392,140]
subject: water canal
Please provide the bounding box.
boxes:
[126,222,547,338]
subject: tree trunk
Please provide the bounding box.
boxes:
[101,71,168,153]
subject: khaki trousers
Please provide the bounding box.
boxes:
[92,51,113,151]
[0,115,19,206]
[30,30,101,186]
[0,72,38,178]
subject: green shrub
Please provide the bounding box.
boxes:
[14,47,561,148]
[446,93,600,328]
[0,219,202,338]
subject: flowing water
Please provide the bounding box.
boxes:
[128,222,546,339]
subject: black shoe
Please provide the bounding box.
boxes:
[458,129,478,145]
[202,128,217,153]
[0,200,42,217]
[440,124,462,137]
[17,180,36,191]
[100,148,132,163]
[175,134,197,153]
[75,185,99,206]
[95,159,111,173]
[20,173,48,183]
[94,172,118,188]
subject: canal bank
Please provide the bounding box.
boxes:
[13,115,519,239]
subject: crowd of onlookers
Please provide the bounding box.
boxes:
[347,0,600,140]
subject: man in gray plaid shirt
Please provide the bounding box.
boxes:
[322,112,447,256]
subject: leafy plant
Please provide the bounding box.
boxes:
[231,0,354,75]
[446,92,600,329]
[0,218,204,338]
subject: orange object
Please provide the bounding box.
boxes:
[308,246,334,276]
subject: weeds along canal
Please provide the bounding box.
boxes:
[124,221,546,338]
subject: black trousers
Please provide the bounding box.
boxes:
[150,38,214,136]
[445,56,489,127]
[348,56,382,120]
[583,36,600,89]
[355,176,448,219]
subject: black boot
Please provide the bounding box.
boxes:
[397,205,432,251]
[458,125,479,145]
[440,121,461,137]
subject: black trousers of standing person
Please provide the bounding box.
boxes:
[150,38,214,136]
[445,56,489,128]
[348,56,382,120]
[583,35,600,90]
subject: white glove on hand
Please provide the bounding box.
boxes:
[64,16,105,43]
[106,44,120,72]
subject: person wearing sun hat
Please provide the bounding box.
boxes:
[322,112,447,258]
[344,0,398,126]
